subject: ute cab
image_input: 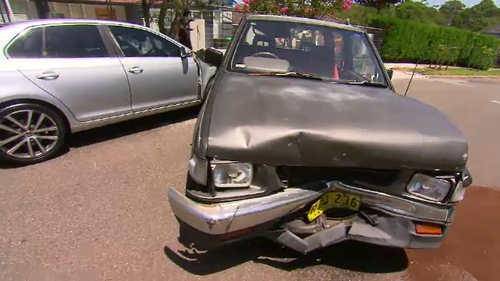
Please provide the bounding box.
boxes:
[167,15,472,254]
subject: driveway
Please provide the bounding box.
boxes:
[0,77,498,281]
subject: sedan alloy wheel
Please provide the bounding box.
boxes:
[0,104,66,165]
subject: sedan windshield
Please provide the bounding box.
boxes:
[229,19,388,86]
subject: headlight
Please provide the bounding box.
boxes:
[449,180,466,202]
[407,173,451,202]
[188,155,208,185]
[212,162,253,188]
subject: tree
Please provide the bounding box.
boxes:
[354,0,404,11]
[158,0,185,37]
[336,5,379,25]
[393,0,445,25]
[450,0,500,31]
[158,0,213,38]
[140,0,156,28]
[235,0,354,19]
[439,0,465,26]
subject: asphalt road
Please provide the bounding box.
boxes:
[1,77,499,281]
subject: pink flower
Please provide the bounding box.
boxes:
[243,0,253,5]
[235,4,242,11]
[343,0,353,11]
[280,6,289,14]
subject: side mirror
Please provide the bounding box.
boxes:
[387,69,394,80]
[204,47,223,68]
[180,47,189,58]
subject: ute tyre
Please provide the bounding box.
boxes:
[0,103,67,166]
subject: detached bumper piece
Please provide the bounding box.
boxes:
[268,215,448,255]
[168,181,454,253]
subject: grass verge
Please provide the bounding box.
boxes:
[397,67,500,76]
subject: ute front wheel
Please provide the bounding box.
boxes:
[0,103,67,166]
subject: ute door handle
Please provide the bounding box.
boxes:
[128,66,143,74]
[36,71,59,80]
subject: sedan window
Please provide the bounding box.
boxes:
[7,25,109,58]
[44,25,109,58]
[109,26,181,58]
[7,28,44,58]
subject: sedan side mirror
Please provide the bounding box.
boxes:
[180,47,189,58]
[204,47,223,68]
[387,69,394,80]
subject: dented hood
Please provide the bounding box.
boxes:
[205,72,468,171]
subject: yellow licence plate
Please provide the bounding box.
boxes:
[307,191,361,222]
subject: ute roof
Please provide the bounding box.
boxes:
[245,14,365,33]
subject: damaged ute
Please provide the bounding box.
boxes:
[167,15,473,254]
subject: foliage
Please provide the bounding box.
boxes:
[157,0,214,37]
[353,0,403,11]
[234,0,354,19]
[451,0,500,31]
[338,0,500,32]
[399,67,500,76]
[439,0,465,26]
[368,16,500,70]
[392,1,446,25]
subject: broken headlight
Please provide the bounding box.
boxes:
[407,173,451,202]
[449,180,466,202]
[211,161,253,188]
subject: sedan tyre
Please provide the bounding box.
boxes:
[0,103,67,166]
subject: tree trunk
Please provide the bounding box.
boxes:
[159,0,170,35]
[141,0,151,27]
[169,12,182,38]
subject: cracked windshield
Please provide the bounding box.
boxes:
[230,20,387,85]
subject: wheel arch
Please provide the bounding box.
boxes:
[0,98,72,135]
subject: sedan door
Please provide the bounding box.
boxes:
[5,24,132,122]
[106,25,199,112]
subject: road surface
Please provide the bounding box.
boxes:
[0,77,498,281]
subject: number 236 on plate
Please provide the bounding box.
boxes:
[307,191,361,222]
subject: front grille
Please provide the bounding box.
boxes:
[276,166,401,187]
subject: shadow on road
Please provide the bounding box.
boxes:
[0,105,200,169]
[68,105,201,148]
[164,238,408,275]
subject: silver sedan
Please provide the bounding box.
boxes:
[0,19,216,165]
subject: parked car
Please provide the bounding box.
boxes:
[168,14,473,254]
[0,19,216,165]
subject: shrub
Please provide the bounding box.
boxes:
[367,16,500,70]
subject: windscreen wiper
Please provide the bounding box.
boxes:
[249,71,323,81]
[337,80,388,88]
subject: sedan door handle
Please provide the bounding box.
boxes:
[128,66,143,74]
[36,72,59,80]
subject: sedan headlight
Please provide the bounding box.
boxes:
[212,162,253,188]
[407,173,451,202]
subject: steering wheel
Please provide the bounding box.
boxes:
[251,52,280,59]
[144,49,156,56]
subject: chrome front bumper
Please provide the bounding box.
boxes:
[168,181,454,236]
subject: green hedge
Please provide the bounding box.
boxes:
[367,16,500,70]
